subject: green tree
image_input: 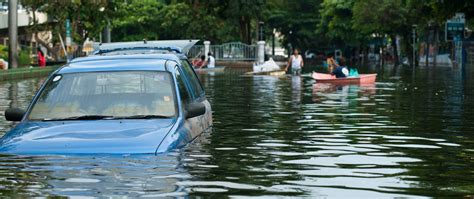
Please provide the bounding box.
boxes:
[267,0,322,53]
[352,0,408,65]
[228,0,265,44]
[112,0,225,42]
[318,0,357,48]
[22,0,116,59]
[112,0,164,41]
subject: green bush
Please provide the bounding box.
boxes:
[0,45,8,60]
[19,50,32,67]
[0,44,33,67]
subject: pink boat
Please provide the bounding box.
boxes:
[312,72,377,84]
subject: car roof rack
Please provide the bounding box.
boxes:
[92,40,199,55]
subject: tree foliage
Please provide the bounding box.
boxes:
[112,0,261,43]
[266,0,322,51]
[21,0,474,59]
[352,0,408,37]
[23,0,114,44]
[318,0,356,46]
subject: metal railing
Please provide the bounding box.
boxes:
[188,42,257,61]
[32,41,258,62]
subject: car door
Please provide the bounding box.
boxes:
[178,60,212,131]
[174,66,208,139]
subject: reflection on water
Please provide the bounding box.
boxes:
[0,66,474,197]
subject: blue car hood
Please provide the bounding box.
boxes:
[0,119,175,154]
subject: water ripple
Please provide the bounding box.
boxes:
[0,69,472,197]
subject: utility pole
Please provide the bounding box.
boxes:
[104,21,111,43]
[8,0,18,69]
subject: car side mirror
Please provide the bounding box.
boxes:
[185,102,206,119]
[5,108,25,122]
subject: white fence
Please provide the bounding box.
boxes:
[188,42,257,61]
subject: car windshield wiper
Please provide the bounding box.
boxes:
[111,115,173,119]
[42,115,113,121]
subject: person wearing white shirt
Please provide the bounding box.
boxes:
[207,52,215,68]
[285,49,304,75]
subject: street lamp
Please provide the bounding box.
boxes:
[272,28,276,56]
[258,21,264,41]
[99,6,111,43]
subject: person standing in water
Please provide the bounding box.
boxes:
[207,52,215,68]
[192,55,207,68]
[285,49,304,75]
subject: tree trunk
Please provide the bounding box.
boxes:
[27,8,58,61]
[433,26,439,67]
[425,29,429,67]
[246,19,251,44]
[391,35,399,66]
[381,46,385,66]
[402,32,414,66]
[239,16,252,44]
[355,46,360,66]
[364,46,368,66]
[380,36,384,66]
[34,33,59,61]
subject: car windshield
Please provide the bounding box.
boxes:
[28,71,177,121]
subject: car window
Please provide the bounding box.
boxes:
[28,71,177,120]
[180,59,204,98]
[175,68,191,105]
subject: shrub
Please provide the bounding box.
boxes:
[19,50,32,67]
[0,45,8,60]
[0,45,33,67]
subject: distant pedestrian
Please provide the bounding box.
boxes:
[37,47,46,67]
[207,52,215,68]
[285,49,304,75]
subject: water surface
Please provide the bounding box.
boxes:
[0,65,473,198]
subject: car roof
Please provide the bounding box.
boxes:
[58,54,183,74]
[92,40,199,55]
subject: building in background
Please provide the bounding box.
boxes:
[0,0,51,65]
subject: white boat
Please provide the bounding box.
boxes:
[253,58,282,72]
[246,58,285,76]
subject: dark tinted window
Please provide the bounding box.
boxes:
[175,68,191,105]
[180,59,204,98]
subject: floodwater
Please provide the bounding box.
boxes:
[0,65,473,198]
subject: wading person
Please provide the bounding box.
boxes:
[285,49,304,75]
[207,52,215,68]
[193,55,207,69]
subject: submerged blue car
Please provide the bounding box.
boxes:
[0,41,212,155]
